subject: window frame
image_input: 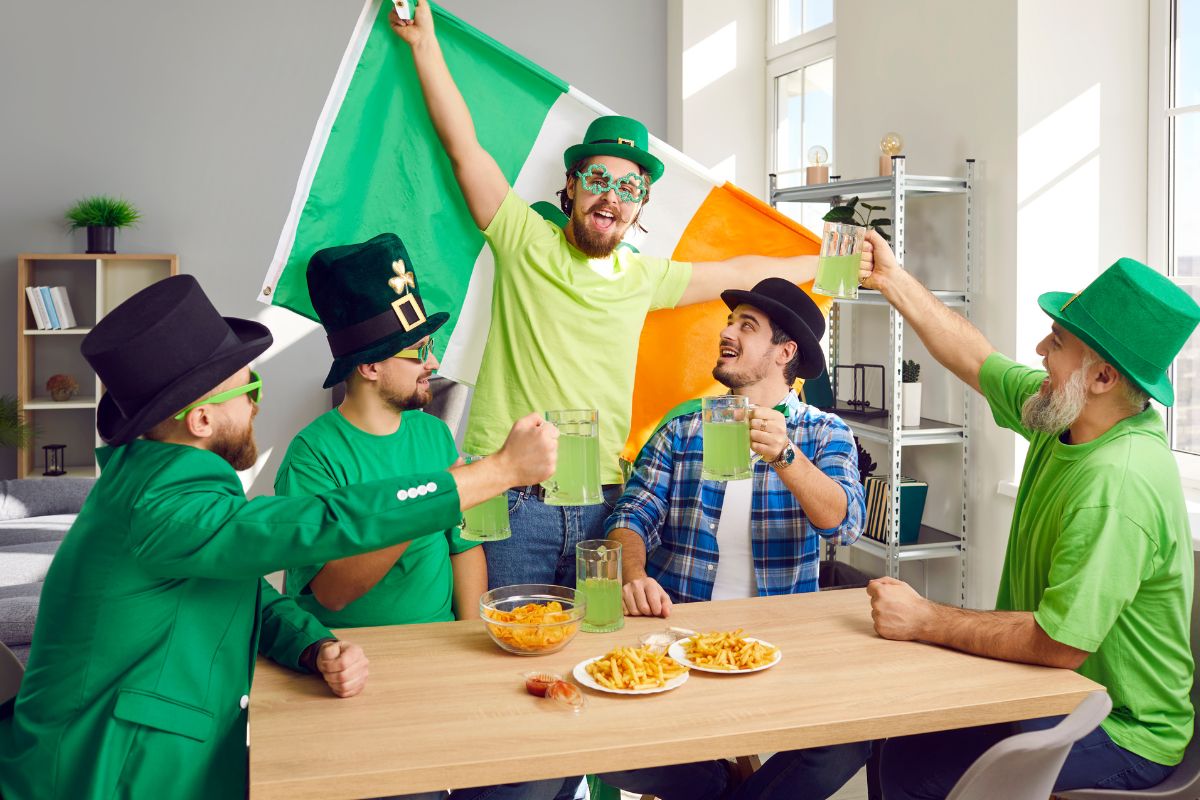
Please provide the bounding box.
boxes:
[1149,0,1200,487]
[765,12,835,199]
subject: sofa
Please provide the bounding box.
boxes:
[0,478,95,664]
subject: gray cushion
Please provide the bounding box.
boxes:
[0,589,38,647]
[0,541,60,588]
[0,528,69,548]
[0,478,95,521]
[8,644,29,666]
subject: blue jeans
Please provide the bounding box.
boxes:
[599,741,871,800]
[482,486,622,589]
[880,716,1177,798]
[389,778,567,800]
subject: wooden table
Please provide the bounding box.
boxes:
[250,589,1101,799]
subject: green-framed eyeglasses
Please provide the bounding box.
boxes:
[394,336,435,362]
[173,370,263,420]
[575,163,647,203]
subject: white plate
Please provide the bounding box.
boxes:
[668,636,782,674]
[572,655,690,695]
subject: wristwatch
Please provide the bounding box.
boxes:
[770,441,796,470]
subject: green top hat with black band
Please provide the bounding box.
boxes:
[307,233,448,389]
[564,115,665,184]
[1038,257,1200,406]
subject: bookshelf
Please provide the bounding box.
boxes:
[16,254,178,478]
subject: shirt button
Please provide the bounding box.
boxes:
[396,489,409,501]
[426,482,437,492]
[707,564,715,571]
[239,695,249,710]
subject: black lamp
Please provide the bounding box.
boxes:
[42,444,66,477]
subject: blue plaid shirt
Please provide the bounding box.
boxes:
[606,391,864,602]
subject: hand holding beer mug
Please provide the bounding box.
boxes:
[813,222,866,300]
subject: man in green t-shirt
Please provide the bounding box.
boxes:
[278,234,566,800]
[392,4,823,591]
[859,232,1200,797]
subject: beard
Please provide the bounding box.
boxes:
[1020,359,1093,435]
[568,204,629,258]
[713,351,773,391]
[210,416,258,471]
[382,382,430,414]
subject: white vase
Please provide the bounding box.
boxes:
[901,383,922,427]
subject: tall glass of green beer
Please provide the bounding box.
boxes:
[576,539,623,633]
[459,454,511,542]
[813,221,866,300]
[702,395,752,481]
[542,409,602,506]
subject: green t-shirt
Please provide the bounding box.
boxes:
[463,190,693,483]
[980,353,1194,765]
[274,408,478,628]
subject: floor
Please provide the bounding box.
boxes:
[616,766,868,799]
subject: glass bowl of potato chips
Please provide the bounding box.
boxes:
[480,584,586,655]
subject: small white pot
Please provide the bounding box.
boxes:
[901,383,922,427]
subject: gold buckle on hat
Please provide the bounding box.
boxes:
[617,137,635,147]
[1061,292,1081,311]
[391,294,426,331]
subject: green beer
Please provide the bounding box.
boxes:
[460,493,510,542]
[702,420,752,481]
[813,254,863,299]
[543,409,602,506]
[578,577,623,633]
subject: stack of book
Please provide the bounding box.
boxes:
[25,286,78,330]
[863,475,929,545]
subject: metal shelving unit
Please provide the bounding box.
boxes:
[771,157,974,606]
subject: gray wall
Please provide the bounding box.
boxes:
[0,1,667,485]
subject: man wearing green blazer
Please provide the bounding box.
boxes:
[0,274,557,799]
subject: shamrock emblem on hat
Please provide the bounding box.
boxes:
[388,259,416,296]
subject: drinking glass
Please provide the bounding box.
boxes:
[813,222,866,300]
[458,454,511,542]
[542,409,602,506]
[702,396,752,481]
[576,539,623,633]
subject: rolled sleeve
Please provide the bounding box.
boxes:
[810,417,865,544]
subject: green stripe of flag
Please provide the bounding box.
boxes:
[271,0,567,325]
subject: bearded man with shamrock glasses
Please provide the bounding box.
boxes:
[391,3,823,599]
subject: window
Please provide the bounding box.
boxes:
[768,2,834,233]
[1152,0,1200,478]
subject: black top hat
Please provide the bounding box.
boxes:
[307,233,449,388]
[81,274,273,446]
[720,278,826,379]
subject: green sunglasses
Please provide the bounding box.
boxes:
[174,370,263,420]
[393,336,435,362]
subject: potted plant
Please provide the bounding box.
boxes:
[46,374,79,402]
[65,195,141,254]
[901,359,921,426]
[813,197,892,299]
[0,395,34,449]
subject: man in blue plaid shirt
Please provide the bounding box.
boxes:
[600,279,869,800]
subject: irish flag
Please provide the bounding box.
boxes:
[259,0,828,461]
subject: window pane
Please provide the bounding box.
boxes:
[1178,0,1200,107]
[775,0,833,43]
[775,58,834,234]
[1171,112,1200,454]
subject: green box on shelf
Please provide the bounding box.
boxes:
[864,475,928,545]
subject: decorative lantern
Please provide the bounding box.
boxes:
[42,444,67,477]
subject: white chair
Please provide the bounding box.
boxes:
[0,641,23,705]
[945,691,1113,800]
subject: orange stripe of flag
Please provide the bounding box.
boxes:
[622,183,830,463]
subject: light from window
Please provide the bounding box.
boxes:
[775,57,833,233]
[775,0,833,44]
[1169,0,1200,455]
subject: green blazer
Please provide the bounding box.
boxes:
[0,439,461,799]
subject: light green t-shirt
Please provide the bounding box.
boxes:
[980,353,1194,765]
[463,190,693,483]
[274,408,478,628]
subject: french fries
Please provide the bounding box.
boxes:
[682,630,778,671]
[585,645,688,690]
[484,601,579,652]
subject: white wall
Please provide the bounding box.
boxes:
[0,0,667,489]
[825,0,1148,607]
[667,0,767,192]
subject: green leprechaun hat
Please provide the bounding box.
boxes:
[564,115,665,183]
[307,233,448,388]
[1038,257,1200,406]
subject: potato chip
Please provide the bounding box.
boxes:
[483,601,580,652]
